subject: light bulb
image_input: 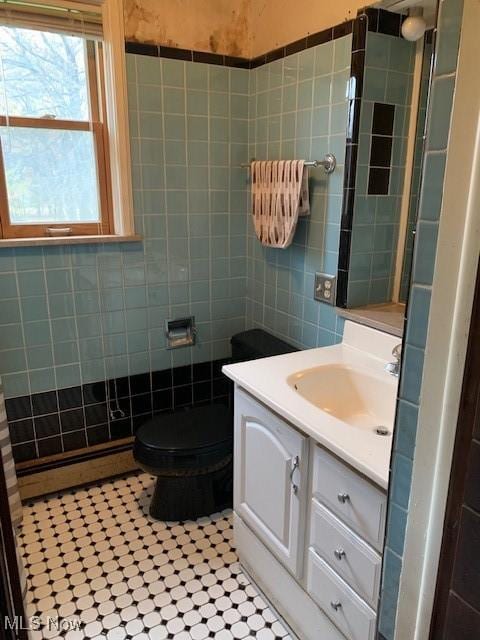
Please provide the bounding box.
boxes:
[401,14,427,41]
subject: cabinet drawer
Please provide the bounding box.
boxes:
[307,549,376,640]
[312,446,387,551]
[310,499,382,608]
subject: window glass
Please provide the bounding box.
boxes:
[1,126,100,223]
[0,26,89,120]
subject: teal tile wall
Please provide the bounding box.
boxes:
[0,55,249,399]
[378,2,464,638]
[348,33,415,307]
[245,35,352,348]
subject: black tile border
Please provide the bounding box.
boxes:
[367,103,395,196]
[336,14,368,308]
[5,396,32,422]
[370,133,394,168]
[360,7,405,37]
[8,358,233,465]
[372,102,396,135]
[125,40,251,68]
[124,41,159,57]
[125,18,356,69]
[8,418,34,445]
[377,8,403,37]
[368,166,391,195]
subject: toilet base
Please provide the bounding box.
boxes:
[148,457,233,521]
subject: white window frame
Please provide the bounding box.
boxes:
[0,0,137,246]
[100,0,135,239]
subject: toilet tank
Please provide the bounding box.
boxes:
[231,329,298,363]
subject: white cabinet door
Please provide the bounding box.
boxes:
[234,388,308,577]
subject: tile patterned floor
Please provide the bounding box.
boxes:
[19,472,292,640]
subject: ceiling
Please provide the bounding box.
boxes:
[376,0,437,25]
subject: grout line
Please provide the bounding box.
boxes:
[183,60,194,404]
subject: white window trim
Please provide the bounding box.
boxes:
[101,0,134,238]
[0,0,137,246]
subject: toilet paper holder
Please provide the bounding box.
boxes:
[165,316,197,349]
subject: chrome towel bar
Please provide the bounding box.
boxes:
[240,153,336,174]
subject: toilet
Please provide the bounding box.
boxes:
[134,403,233,521]
[134,329,297,521]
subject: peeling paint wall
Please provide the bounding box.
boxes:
[124,0,251,57]
[248,0,366,57]
[124,0,367,58]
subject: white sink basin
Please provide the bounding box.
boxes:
[287,364,396,431]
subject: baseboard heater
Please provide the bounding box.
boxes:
[15,438,138,500]
[15,437,135,477]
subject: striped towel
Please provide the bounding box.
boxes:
[251,160,310,248]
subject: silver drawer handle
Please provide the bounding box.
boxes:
[330,601,342,612]
[337,492,350,504]
[334,548,346,561]
[290,456,299,494]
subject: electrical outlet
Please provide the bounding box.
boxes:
[314,272,336,305]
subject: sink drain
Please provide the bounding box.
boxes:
[374,426,391,436]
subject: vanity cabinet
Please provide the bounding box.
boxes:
[234,388,308,577]
[233,388,387,640]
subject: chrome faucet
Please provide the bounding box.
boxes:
[385,344,402,378]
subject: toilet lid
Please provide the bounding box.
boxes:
[135,404,232,455]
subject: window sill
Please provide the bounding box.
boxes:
[0,234,143,248]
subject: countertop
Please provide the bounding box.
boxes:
[223,321,400,490]
[337,303,405,338]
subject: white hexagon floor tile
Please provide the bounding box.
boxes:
[19,472,293,639]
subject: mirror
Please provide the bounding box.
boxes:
[398,34,433,302]
[335,11,434,313]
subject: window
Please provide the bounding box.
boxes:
[0,0,134,242]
